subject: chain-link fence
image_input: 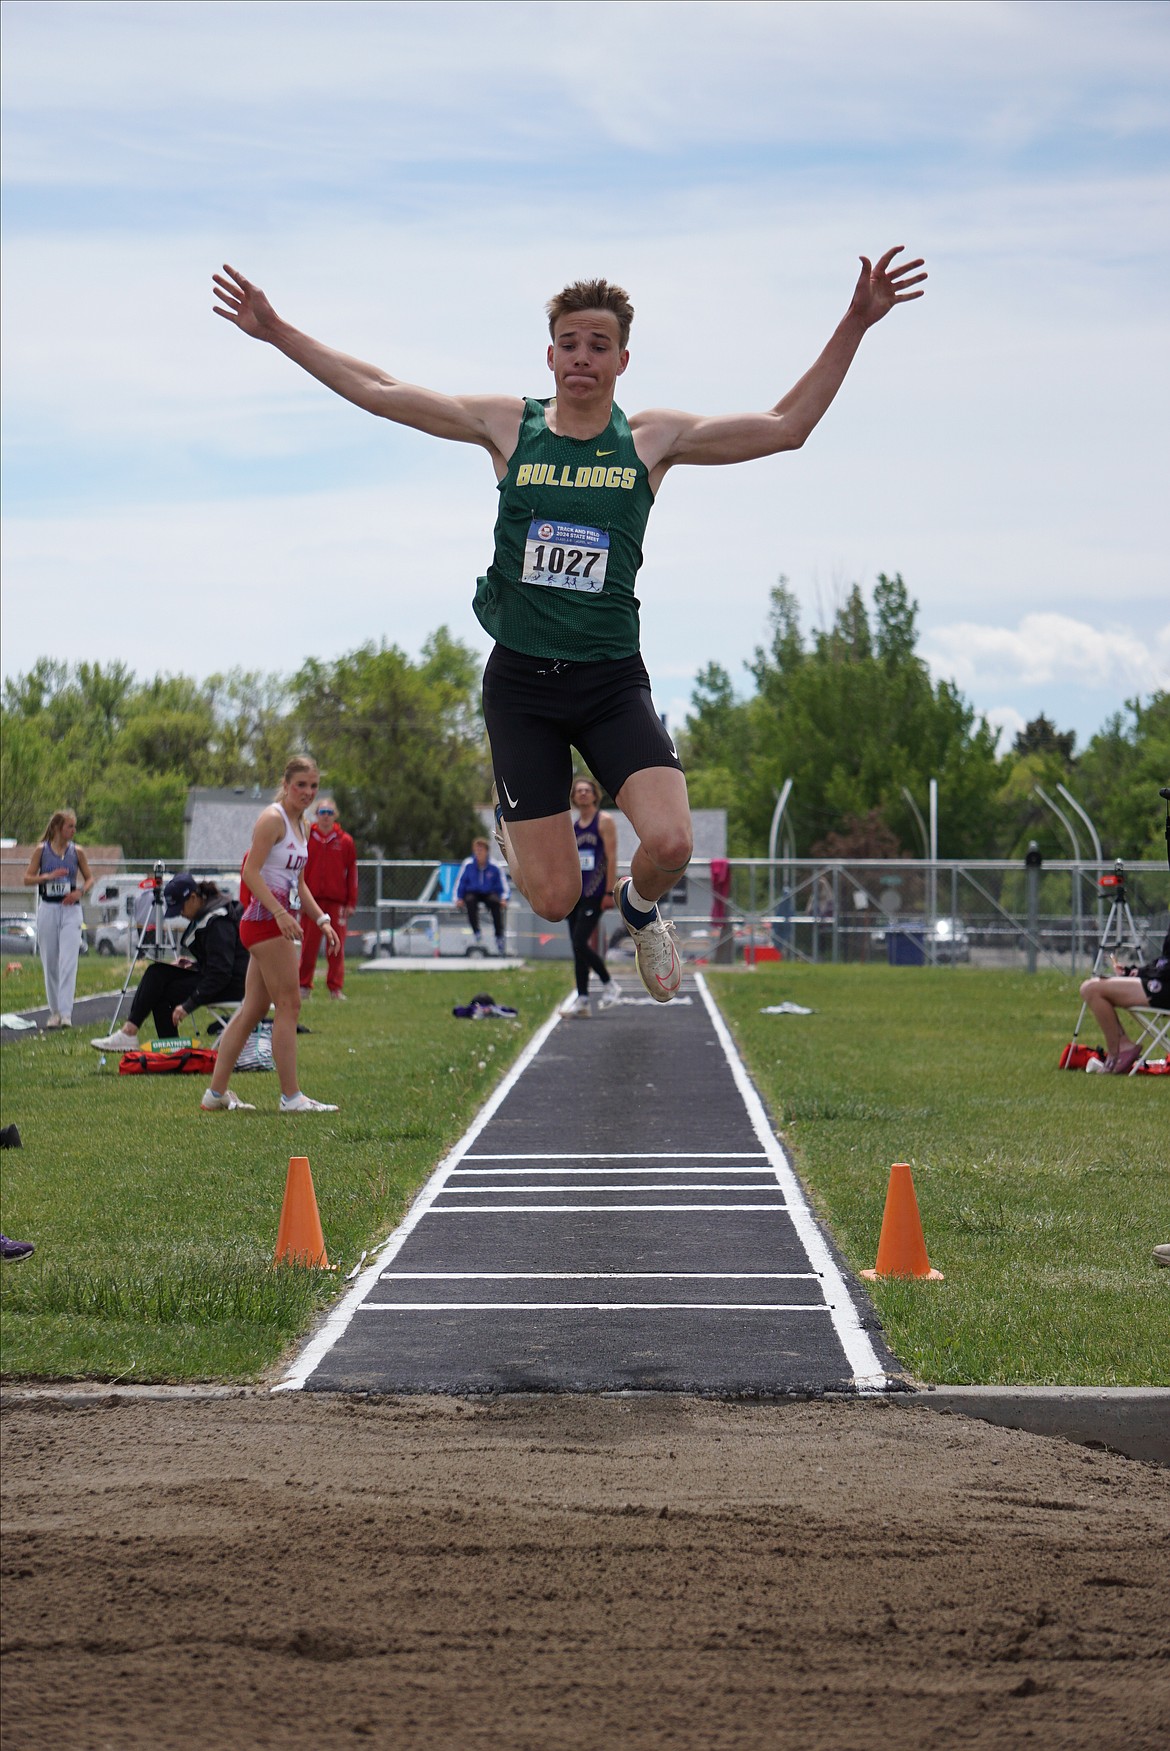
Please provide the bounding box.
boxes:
[68,855,1168,973]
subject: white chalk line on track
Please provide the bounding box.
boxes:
[357,1304,835,1314]
[694,975,887,1390]
[438,1185,779,1193]
[453,1167,772,1175]
[377,1272,820,1279]
[425,1203,791,1213]
[464,1152,768,1160]
[272,1001,565,1392]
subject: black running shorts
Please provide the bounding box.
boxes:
[482,643,683,821]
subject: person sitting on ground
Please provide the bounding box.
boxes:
[91,875,249,1052]
[455,837,509,956]
[1078,929,1170,1075]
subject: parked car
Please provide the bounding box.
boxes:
[0,913,89,956]
[875,916,970,964]
[362,915,496,958]
[0,915,38,955]
[93,918,132,956]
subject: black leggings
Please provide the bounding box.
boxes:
[465,895,505,938]
[128,962,243,1039]
[568,897,611,997]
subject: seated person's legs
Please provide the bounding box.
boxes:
[128,963,203,1039]
[484,896,505,945]
[1079,974,1148,1070]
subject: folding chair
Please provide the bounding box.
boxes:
[1127,1006,1170,1075]
[202,1002,241,1038]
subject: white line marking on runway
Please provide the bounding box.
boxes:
[451,1165,772,1175]
[427,1203,791,1213]
[464,1152,768,1160]
[272,1002,566,1392]
[694,974,887,1390]
[379,1271,819,1280]
[438,1183,779,1194]
[357,1303,834,1313]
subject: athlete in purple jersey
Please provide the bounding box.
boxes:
[562,776,621,1017]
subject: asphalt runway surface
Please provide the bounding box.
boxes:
[288,973,897,1395]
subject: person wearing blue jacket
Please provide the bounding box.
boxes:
[456,839,508,955]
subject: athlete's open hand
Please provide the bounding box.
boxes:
[848,247,927,328]
[212,265,279,340]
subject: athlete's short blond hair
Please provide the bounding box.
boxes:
[546,280,634,350]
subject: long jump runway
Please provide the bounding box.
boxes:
[281,975,896,1395]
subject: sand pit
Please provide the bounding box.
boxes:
[2,1393,1167,1749]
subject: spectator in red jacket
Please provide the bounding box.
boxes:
[299,796,359,999]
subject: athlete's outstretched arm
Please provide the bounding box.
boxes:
[212,266,523,465]
[634,248,926,478]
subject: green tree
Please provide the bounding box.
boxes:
[290,632,485,858]
[685,573,1002,857]
[1077,694,1170,860]
[0,714,71,842]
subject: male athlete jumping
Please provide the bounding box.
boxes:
[213,248,926,1001]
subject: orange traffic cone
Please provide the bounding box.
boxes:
[274,1156,329,1268]
[860,1162,943,1281]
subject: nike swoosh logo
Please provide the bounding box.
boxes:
[595,449,616,457]
[667,739,679,760]
[502,778,519,809]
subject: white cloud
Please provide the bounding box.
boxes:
[2,0,1168,755]
[983,704,1028,756]
[3,1,1167,188]
[921,614,1170,694]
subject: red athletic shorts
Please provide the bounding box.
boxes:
[239,916,286,950]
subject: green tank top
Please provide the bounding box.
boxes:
[473,397,655,661]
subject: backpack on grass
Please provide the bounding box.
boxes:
[118,1047,219,1076]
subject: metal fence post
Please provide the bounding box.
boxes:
[1025,842,1042,974]
[831,865,840,963]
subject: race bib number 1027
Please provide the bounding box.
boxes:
[522,521,609,594]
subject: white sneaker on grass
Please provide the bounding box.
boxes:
[597,981,623,1011]
[615,878,683,1003]
[280,1093,339,1113]
[90,1029,138,1052]
[201,1088,255,1112]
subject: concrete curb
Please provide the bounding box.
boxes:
[898,1385,1170,1465]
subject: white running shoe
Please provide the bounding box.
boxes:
[280,1093,339,1113]
[560,992,592,1018]
[90,1029,138,1052]
[615,878,683,1003]
[597,981,623,1011]
[490,782,510,867]
[201,1088,255,1112]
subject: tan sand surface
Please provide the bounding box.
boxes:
[2,1393,1168,1750]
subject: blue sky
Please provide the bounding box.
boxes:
[2,0,1168,753]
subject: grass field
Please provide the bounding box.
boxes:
[708,964,1168,1386]
[1,960,1166,1387]
[2,950,156,1009]
[0,964,570,1381]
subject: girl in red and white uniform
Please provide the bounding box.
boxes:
[201,756,339,1114]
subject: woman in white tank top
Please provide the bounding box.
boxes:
[201,756,340,1114]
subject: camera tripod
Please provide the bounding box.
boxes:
[104,862,173,1034]
[1068,860,1145,1053]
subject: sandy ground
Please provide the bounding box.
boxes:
[1,1393,1167,1751]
